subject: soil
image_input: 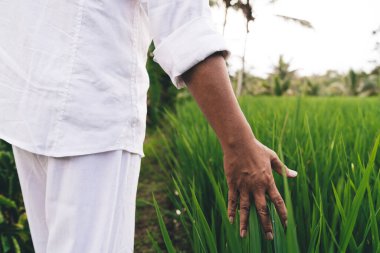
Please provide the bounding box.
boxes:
[134,136,168,252]
[134,132,190,253]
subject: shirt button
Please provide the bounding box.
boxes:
[130,118,139,128]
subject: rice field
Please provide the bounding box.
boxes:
[150,96,380,253]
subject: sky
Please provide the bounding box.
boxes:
[211,0,380,78]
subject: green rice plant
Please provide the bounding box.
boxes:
[0,141,34,252]
[150,97,380,253]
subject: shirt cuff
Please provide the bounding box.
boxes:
[153,16,231,90]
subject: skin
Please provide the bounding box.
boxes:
[181,52,298,240]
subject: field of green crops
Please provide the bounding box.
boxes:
[150,96,380,253]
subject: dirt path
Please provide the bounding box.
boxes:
[134,134,169,252]
[134,132,190,252]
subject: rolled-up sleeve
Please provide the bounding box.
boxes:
[141,0,231,89]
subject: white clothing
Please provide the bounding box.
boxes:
[0,0,229,158]
[12,145,142,253]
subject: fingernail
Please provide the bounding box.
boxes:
[240,229,247,238]
[229,216,234,224]
[266,232,273,240]
[288,170,298,177]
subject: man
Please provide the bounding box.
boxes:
[0,0,297,252]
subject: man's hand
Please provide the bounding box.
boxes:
[223,135,297,239]
[182,52,297,240]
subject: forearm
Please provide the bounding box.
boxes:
[182,53,295,239]
[182,53,255,151]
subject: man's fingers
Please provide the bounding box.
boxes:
[239,190,250,238]
[227,186,238,224]
[270,155,297,178]
[253,191,274,240]
[267,183,287,228]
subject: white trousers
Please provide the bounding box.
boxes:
[11,145,142,253]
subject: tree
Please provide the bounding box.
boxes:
[217,1,313,96]
[209,0,233,35]
[372,25,380,64]
[233,0,255,96]
[270,55,295,96]
[347,69,359,96]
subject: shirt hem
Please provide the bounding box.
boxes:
[0,134,145,158]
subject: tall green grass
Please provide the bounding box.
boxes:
[150,97,380,253]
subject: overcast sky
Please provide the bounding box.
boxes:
[211,0,380,78]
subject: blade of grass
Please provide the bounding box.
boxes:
[339,135,380,252]
[152,193,176,253]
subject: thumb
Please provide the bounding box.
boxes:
[271,156,298,177]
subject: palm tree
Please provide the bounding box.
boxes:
[212,0,313,96]
[271,55,296,96]
[209,0,233,35]
[347,69,359,96]
[232,0,255,96]
[371,25,380,65]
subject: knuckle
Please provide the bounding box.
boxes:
[273,196,285,207]
[228,203,237,212]
[240,222,248,230]
[263,224,273,232]
[265,174,274,184]
[281,209,288,219]
[228,195,238,206]
[237,178,249,190]
[240,205,250,215]
[240,203,250,213]
[269,149,278,158]
[271,156,282,167]
[228,209,236,217]
[269,180,277,188]
[253,181,266,191]
[256,206,270,217]
[227,177,236,187]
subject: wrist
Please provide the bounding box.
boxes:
[221,121,256,153]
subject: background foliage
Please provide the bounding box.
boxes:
[0,141,33,252]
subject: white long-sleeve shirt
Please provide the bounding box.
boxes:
[0,0,229,158]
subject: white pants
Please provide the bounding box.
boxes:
[11,145,142,253]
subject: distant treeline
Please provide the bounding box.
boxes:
[234,56,380,97]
